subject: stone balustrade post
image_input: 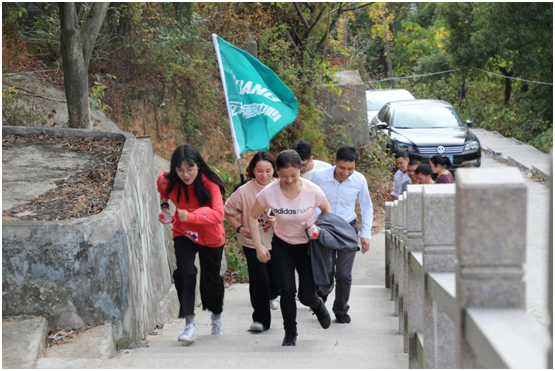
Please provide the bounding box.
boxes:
[455,168,527,368]
[391,200,399,303]
[549,153,553,369]
[385,201,393,289]
[404,185,425,368]
[422,184,457,368]
[397,194,406,334]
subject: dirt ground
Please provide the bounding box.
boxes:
[2,133,123,221]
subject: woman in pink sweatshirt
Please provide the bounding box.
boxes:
[248,149,332,347]
[224,151,281,333]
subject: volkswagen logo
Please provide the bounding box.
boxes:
[437,146,446,154]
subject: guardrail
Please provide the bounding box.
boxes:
[385,162,553,369]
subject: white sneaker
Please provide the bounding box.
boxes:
[249,322,265,332]
[270,297,280,310]
[211,319,224,335]
[178,322,196,344]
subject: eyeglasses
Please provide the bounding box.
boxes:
[300,160,310,169]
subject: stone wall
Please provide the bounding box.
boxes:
[2,126,178,341]
[317,70,370,149]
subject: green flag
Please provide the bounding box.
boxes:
[212,34,299,157]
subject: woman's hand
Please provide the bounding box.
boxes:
[177,208,189,222]
[256,246,271,263]
[308,225,321,240]
[267,215,276,227]
[240,227,252,239]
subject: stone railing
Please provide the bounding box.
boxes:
[385,165,553,368]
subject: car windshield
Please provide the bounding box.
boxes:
[392,107,464,129]
[366,91,414,111]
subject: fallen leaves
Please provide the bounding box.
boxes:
[46,327,81,347]
[2,134,124,221]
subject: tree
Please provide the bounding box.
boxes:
[367,3,396,87]
[440,2,553,107]
[273,2,375,87]
[473,3,553,107]
[59,2,110,128]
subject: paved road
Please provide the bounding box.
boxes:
[480,151,550,327]
[472,128,551,177]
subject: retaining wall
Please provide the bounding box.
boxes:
[2,126,178,341]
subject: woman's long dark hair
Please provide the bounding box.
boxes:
[164,144,225,206]
[245,150,277,180]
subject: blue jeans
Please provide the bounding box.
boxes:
[271,235,320,332]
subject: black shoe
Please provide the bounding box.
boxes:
[316,289,328,303]
[282,331,297,346]
[312,297,331,329]
[335,313,351,324]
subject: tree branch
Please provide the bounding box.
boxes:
[294,2,309,29]
[315,4,341,53]
[81,2,110,69]
[341,2,375,13]
[326,2,374,18]
[302,6,326,40]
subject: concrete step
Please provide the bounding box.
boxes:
[35,323,115,369]
[99,258,408,369]
[153,321,401,338]
[130,334,403,357]
[99,284,408,369]
[2,316,48,369]
[42,323,115,359]
[37,357,103,369]
[100,351,408,369]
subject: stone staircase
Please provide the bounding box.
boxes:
[100,234,408,369]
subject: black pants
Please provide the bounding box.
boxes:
[243,247,281,329]
[173,236,224,318]
[272,235,320,333]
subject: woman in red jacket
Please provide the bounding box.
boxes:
[157,144,226,345]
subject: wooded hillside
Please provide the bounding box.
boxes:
[3,3,552,158]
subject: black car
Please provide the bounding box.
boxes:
[370,99,481,169]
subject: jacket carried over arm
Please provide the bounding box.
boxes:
[308,212,359,286]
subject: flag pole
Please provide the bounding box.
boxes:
[212,34,245,183]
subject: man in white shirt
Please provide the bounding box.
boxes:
[391,150,410,200]
[311,147,373,324]
[291,140,332,181]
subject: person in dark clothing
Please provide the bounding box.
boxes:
[429,155,454,183]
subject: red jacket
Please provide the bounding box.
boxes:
[157,171,225,247]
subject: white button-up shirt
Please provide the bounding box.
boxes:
[311,166,374,239]
[391,170,410,198]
